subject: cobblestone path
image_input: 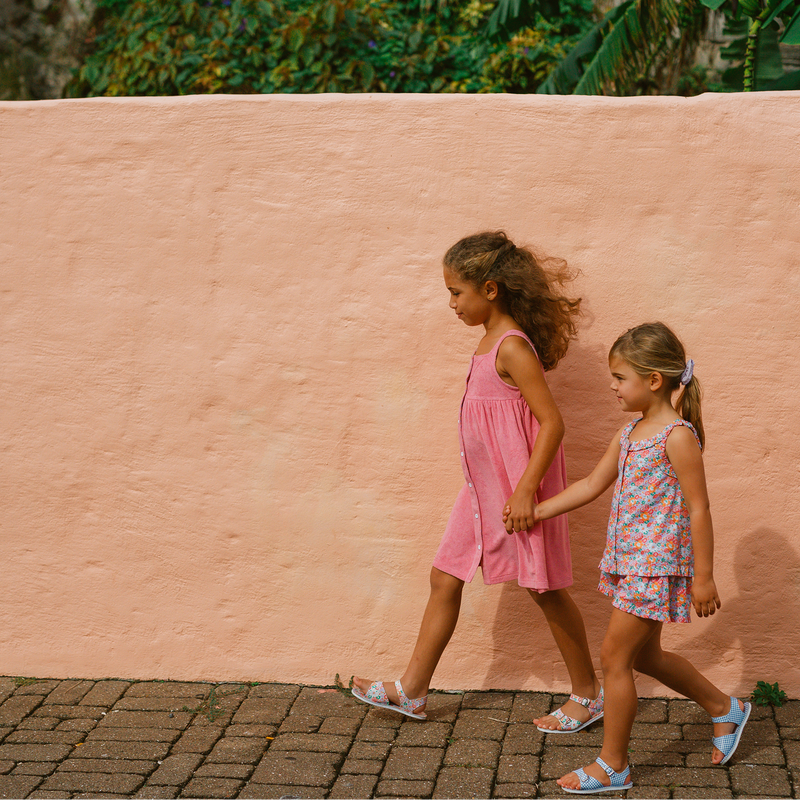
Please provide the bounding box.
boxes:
[0,677,797,798]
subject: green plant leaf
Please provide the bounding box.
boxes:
[289,27,304,51]
[761,0,796,28]
[751,680,788,707]
[752,21,785,85]
[763,66,800,85]
[486,0,563,38]
[738,0,762,16]
[537,1,631,93]
[361,62,375,86]
[780,4,800,41]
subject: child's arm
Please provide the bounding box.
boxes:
[666,427,721,618]
[531,431,622,523]
[495,336,565,534]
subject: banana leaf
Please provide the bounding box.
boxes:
[763,68,800,86]
[536,0,633,93]
[781,3,800,42]
[721,19,785,88]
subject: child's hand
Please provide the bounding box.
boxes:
[503,491,536,534]
[690,577,722,617]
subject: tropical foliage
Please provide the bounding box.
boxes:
[489,0,800,92]
[67,0,594,96]
[708,0,800,89]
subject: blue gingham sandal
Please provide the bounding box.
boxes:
[351,680,427,720]
[562,758,632,794]
[712,696,751,765]
[538,687,604,733]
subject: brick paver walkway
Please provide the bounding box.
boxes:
[0,677,797,799]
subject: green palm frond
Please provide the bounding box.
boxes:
[576,0,680,92]
[537,0,683,93]
[537,2,631,92]
[784,4,800,41]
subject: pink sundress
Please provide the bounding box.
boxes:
[433,330,572,592]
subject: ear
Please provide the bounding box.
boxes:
[484,280,499,301]
[649,372,664,391]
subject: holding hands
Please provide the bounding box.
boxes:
[503,491,539,534]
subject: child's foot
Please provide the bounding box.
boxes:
[535,687,604,733]
[711,697,750,765]
[558,760,609,791]
[558,757,632,793]
[351,677,428,719]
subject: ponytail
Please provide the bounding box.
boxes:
[677,375,705,450]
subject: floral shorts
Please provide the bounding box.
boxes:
[598,572,692,623]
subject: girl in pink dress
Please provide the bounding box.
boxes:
[352,230,603,733]
[533,322,750,794]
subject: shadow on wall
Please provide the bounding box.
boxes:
[480,337,619,690]
[476,343,800,694]
[676,527,800,695]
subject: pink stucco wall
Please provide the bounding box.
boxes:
[1,93,799,697]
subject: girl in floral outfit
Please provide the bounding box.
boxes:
[531,322,750,794]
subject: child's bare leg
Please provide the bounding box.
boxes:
[353,567,464,709]
[558,609,657,790]
[632,628,738,764]
[527,588,602,729]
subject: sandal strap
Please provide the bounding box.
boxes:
[595,757,631,786]
[395,680,427,713]
[711,696,744,725]
[713,732,738,751]
[569,693,592,708]
[551,707,581,730]
[596,757,616,777]
[573,767,603,791]
[547,688,604,731]
[569,687,604,713]
[363,681,389,704]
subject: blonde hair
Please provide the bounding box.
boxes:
[443,230,581,371]
[609,322,704,448]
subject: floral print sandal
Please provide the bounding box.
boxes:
[538,688,604,733]
[351,679,427,720]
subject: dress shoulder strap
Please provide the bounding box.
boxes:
[662,418,702,450]
[620,419,639,446]
[494,329,538,357]
[619,417,641,453]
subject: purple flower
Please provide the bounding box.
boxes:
[390,71,395,77]
[222,0,231,5]
[368,40,376,48]
[523,47,529,55]
[239,19,246,31]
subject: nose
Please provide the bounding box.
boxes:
[449,296,456,309]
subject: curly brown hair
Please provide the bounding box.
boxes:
[443,230,581,371]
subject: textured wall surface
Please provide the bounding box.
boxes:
[1,93,799,696]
